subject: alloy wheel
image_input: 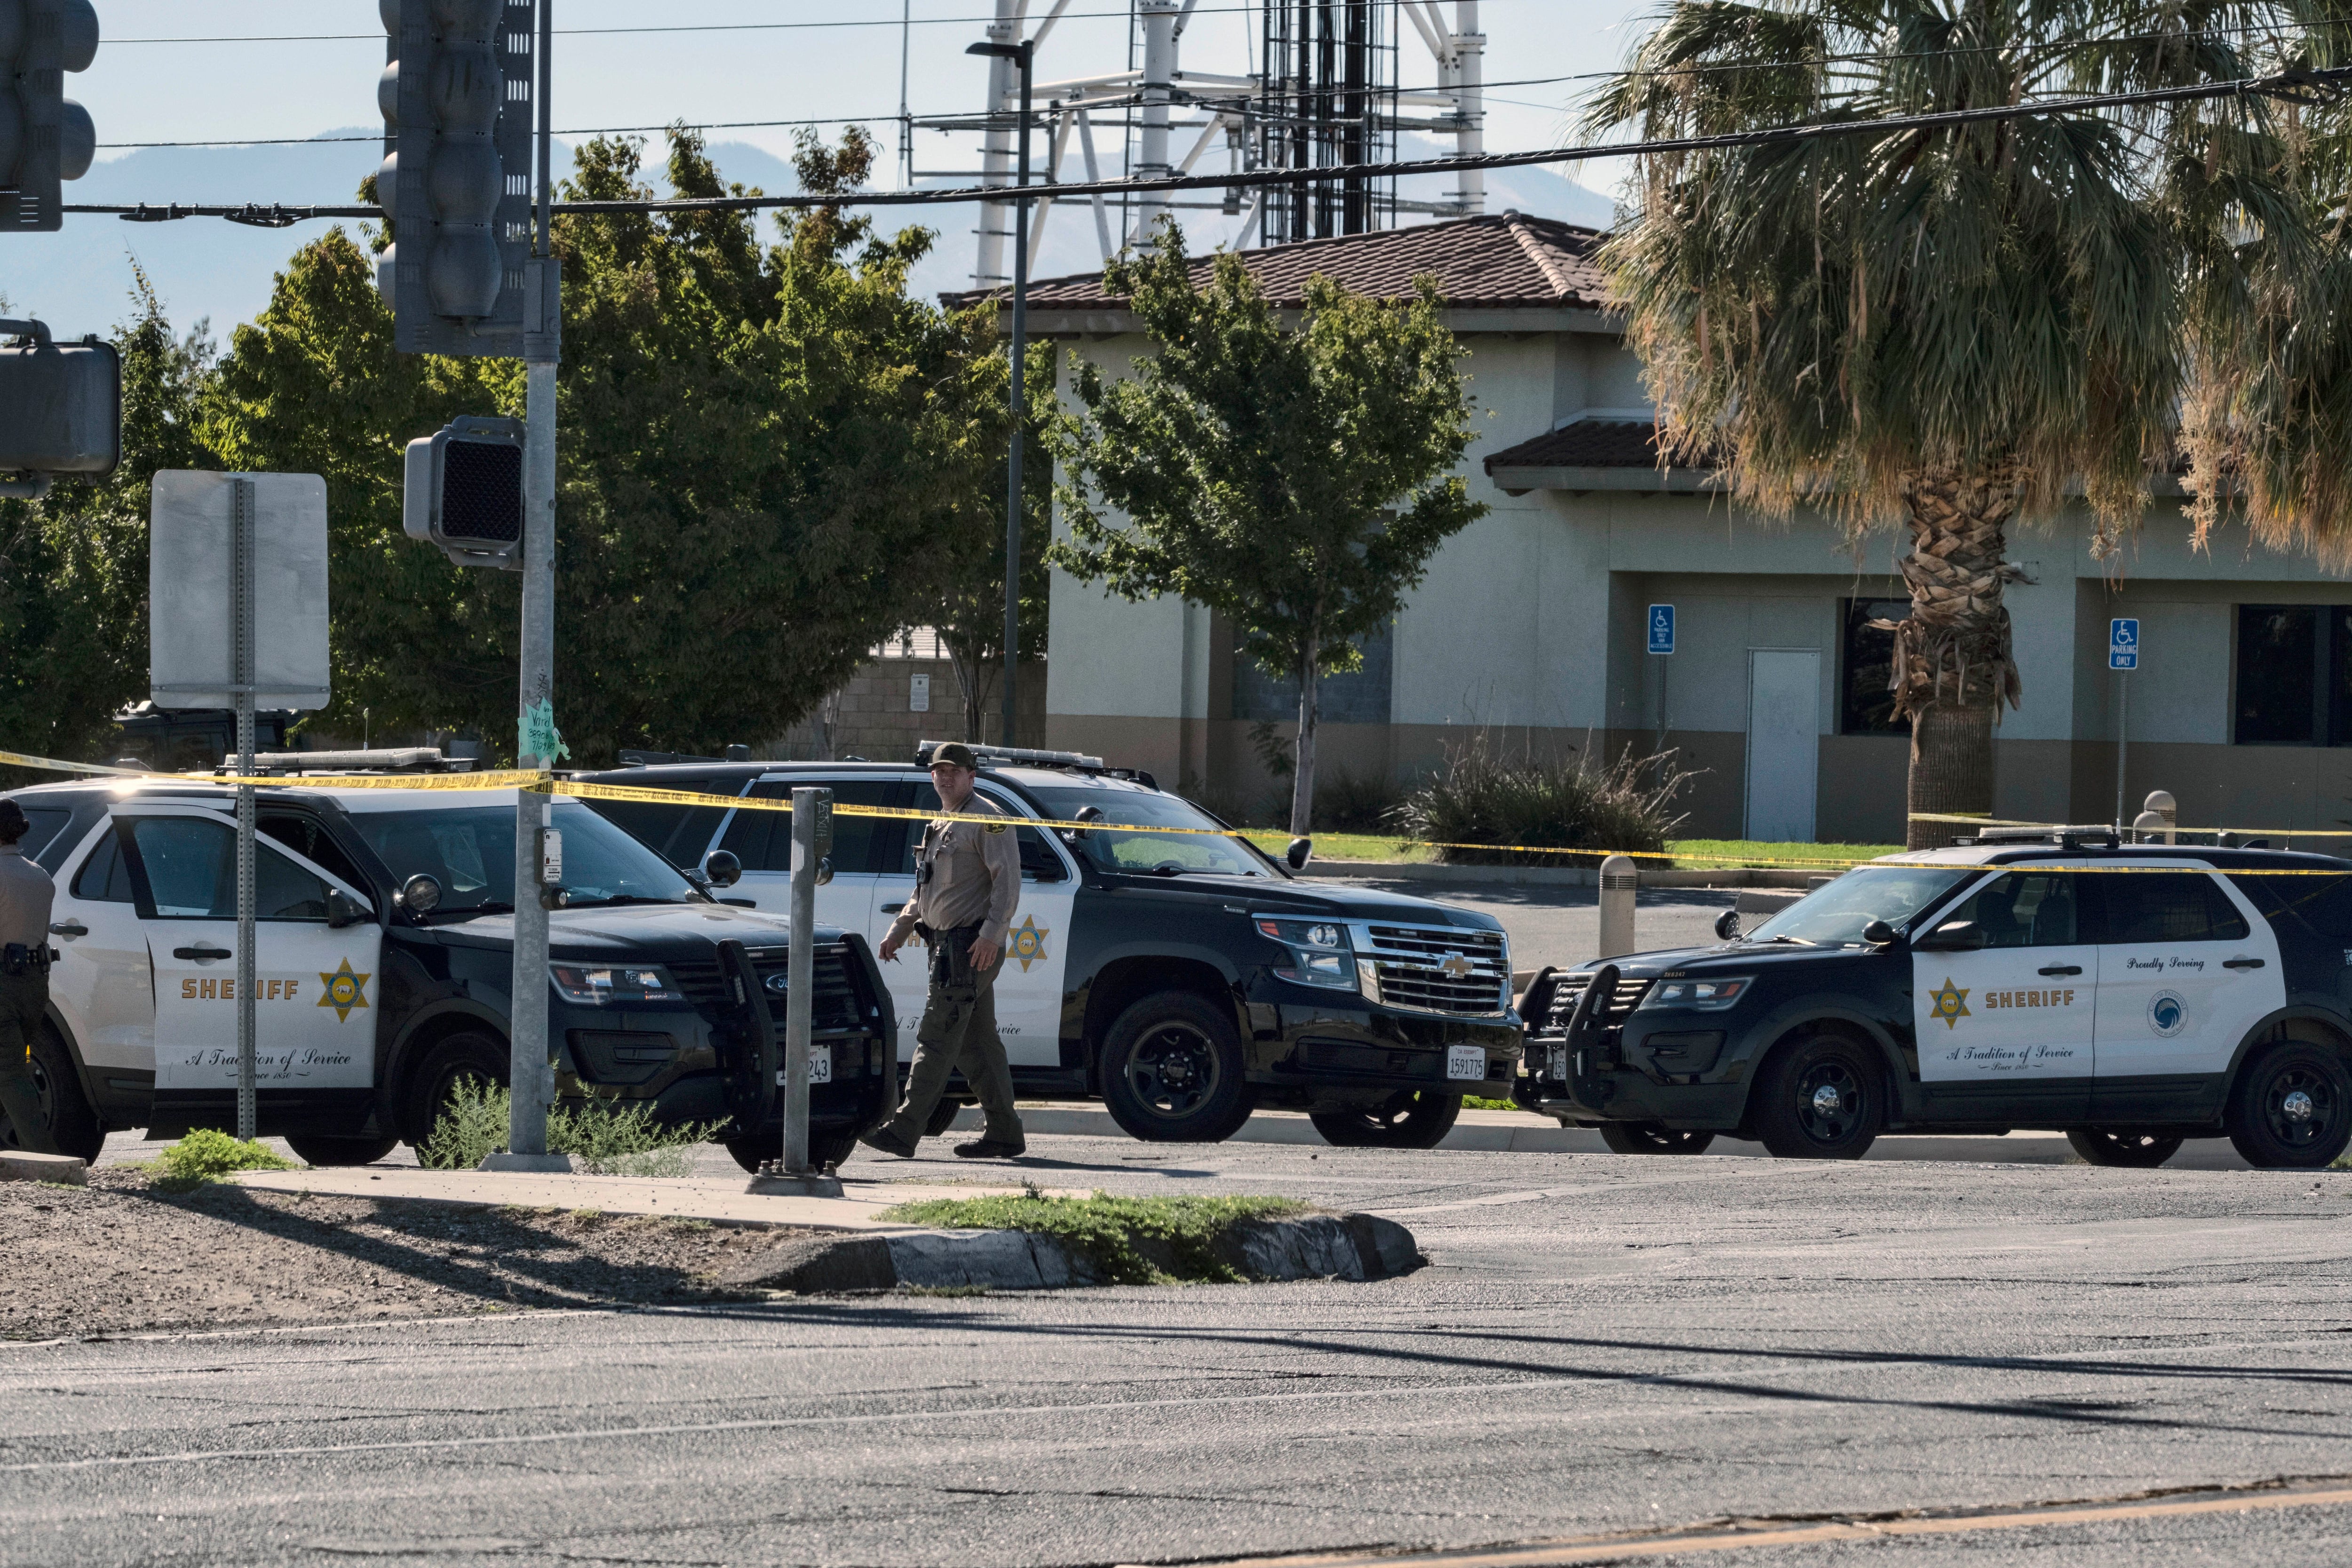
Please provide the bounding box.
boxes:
[1126,1022,1221,1120]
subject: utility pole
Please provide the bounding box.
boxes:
[969,37,1034,750]
[232,478,258,1141]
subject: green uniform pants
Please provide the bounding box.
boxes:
[884,925,1022,1146]
[0,971,59,1156]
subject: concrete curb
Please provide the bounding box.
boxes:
[721,1211,1422,1293]
[0,1151,88,1185]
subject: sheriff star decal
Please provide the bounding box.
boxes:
[1010,915,1050,973]
[1927,976,1971,1030]
[318,958,371,1022]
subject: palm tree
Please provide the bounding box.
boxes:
[1590,0,2333,847]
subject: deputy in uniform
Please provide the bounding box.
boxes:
[860,743,1027,1160]
[0,801,60,1155]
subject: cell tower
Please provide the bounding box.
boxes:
[923,1,1488,287]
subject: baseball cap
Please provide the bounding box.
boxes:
[930,742,980,770]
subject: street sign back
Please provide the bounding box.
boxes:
[1648,604,1676,656]
[149,471,331,710]
[2109,618,2139,672]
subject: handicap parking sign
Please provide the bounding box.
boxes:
[1648,604,1675,656]
[2109,618,2139,672]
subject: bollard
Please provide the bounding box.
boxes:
[1597,854,1638,959]
[2144,790,2176,845]
[2132,810,2166,845]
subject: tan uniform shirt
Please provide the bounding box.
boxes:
[0,843,56,949]
[887,792,1022,948]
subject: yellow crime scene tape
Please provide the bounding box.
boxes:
[1909,810,2352,837]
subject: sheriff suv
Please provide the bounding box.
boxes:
[573,744,1522,1147]
[1,773,895,1170]
[1517,830,2352,1169]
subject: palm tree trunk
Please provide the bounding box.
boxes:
[1888,468,2028,851]
[1289,627,1320,838]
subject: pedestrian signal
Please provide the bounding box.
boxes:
[404,415,524,569]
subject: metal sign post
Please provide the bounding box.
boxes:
[779,787,833,1175]
[231,478,258,1141]
[1647,604,1674,744]
[2110,618,2139,831]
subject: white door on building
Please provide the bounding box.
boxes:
[1744,650,1821,842]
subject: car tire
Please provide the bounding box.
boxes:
[1098,991,1255,1143]
[1598,1121,1716,1155]
[925,1098,966,1138]
[2063,1128,2183,1168]
[2,1026,105,1163]
[2225,1043,2352,1170]
[400,1030,509,1148]
[286,1134,400,1167]
[1752,1034,1883,1160]
[1310,1090,1463,1149]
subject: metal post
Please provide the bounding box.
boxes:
[1451,2,1486,216]
[1598,854,1637,960]
[1004,46,1031,751]
[501,0,562,1166]
[232,477,258,1143]
[1135,0,1179,238]
[2113,671,2128,833]
[782,788,820,1174]
[974,0,1020,285]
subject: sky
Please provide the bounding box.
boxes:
[0,0,1656,340]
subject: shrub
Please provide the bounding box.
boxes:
[1312,768,1403,835]
[151,1129,297,1191]
[417,1077,723,1176]
[1394,732,1692,865]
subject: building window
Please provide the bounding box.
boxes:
[2234,605,2336,745]
[1232,623,1394,725]
[1839,598,1911,735]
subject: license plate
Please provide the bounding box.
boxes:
[778,1052,833,1086]
[1548,1046,1568,1081]
[1446,1045,1486,1082]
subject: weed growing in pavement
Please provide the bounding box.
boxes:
[875,1191,1308,1285]
[417,1078,723,1176]
[143,1130,298,1192]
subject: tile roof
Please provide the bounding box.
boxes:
[952,211,1612,312]
[1482,420,1674,472]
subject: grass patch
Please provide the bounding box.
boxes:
[143,1130,299,1193]
[1242,831,1899,872]
[1460,1095,1534,1113]
[417,1076,724,1176]
[876,1189,1309,1285]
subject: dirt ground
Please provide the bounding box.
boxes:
[0,1171,816,1341]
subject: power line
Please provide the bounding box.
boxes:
[101,5,1290,45]
[64,60,2349,228]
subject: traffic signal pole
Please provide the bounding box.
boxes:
[504,0,562,1163]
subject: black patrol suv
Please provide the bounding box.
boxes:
[572,743,1523,1147]
[1517,830,2352,1169]
[2,773,895,1170]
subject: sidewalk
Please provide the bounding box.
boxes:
[953,1104,2259,1170]
[224,1170,1074,1228]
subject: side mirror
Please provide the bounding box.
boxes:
[399,873,443,915]
[326,888,373,929]
[1713,908,1741,941]
[1860,918,1897,947]
[1070,805,1104,839]
[1913,921,1986,953]
[1286,836,1313,870]
[701,849,742,889]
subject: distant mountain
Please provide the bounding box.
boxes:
[0,130,1616,342]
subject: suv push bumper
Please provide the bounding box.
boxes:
[1244,995,1521,1100]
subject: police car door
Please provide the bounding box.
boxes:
[1912,866,2097,1122]
[120,806,383,1113]
[715,776,894,938]
[877,783,1075,1068]
[44,819,157,1091]
[2088,865,2284,1120]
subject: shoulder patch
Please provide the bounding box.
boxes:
[984,821,1008,835]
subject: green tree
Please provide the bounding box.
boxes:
[0,274,216,774]
[205,127,987,762]
[1591,0,2333,847]
[1049,225,1486,836]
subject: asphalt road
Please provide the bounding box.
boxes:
[10,1138,2352,1567]
[1324,878,1739,973]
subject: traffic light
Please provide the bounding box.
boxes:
[404,415,524,568]
[377,0,539,356]
[0,318,119,494]
[0,0,100,234]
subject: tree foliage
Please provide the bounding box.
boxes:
[1049,223,1485,834]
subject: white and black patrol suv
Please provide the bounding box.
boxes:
[1517,830,2352,1169]
[572,743,1523,1147]
[0,772,896,1169]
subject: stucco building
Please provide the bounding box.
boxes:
[981,213,2352,843]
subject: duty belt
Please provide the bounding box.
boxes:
[0,942,51,978]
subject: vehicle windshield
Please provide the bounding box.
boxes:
[1025,787,1275,878]
[1742,864,1973,947]
[351,799,698,914]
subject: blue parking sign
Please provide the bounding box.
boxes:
[2110,618,2139,671]
[1648,604,1675,656]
